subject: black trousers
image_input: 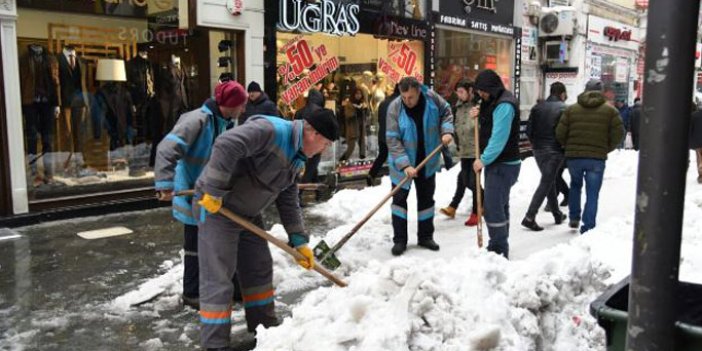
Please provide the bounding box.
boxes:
[183,224,240,300]
[525,150,564,219]
[301,154,321,183]
[556,163,569,200]
[369,141,388,178]
[391,175,436,244]
[23,102,54,177]
[449,158,483,213]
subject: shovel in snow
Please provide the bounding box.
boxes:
[314,144,445,270]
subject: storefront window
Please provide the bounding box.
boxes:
[592,49,632,104]
[16,1,240,202]
[435,29,513,104]
[275,32,424,170]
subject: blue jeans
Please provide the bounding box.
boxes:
[484,163,521,259]
[567,158,605,233]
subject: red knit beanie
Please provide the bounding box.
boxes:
[215,81,247,108]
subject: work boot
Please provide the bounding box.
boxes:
[569,219,580,229]
[465,213,479,226]
[418,239,440,251]
[182,295,200,311]
[439,206,456,219]
[553,212,567,225]
[521,217,544,231]
[391,242,407,256]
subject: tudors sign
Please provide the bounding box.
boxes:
[278,0,360,36]
[437,0,515,35]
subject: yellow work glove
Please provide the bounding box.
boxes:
[295,245,315,270]
[198,193,222,214]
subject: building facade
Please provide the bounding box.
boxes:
[0,0,264,217]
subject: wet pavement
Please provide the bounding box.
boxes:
[0,206,337,351]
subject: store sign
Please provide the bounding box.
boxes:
[278,0,360,36]
[437,15,515,36]
[437,0,515,35]
[588,15,640,51]
[378,42,424,84]
[226,0,243,16]
[16,0,176,17]
[603,26,632,42]
[372,17,427,40]
[278,37,340,104]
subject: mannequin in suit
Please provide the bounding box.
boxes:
[150,54,189,166]
[19,44,59,186]
[127,49,155,142]
[55,45,88,167]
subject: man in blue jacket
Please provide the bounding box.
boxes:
[471,70,521,259]
[154,81,247,309]
[386,77,454,256]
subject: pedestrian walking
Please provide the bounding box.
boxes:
[386,76,454,256]
[367,85,400,185]
[556,79,624,234]
[521,82,568,231]
[690,104,702,184]
[154,81,247,310]
[438,79,484,226]
[194,108,339,350]
[630,97,642,150]
[240,81,279,124]
[471,69,522,259]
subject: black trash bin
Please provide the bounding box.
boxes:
[590,276,702,351]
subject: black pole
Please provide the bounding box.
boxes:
[626,1,700,350]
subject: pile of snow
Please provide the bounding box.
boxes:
[105,150,702,350]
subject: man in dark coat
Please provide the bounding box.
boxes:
[521,82,568,231]
[367,85,400,185]
[690,105,702,183]
[294,89,325,184]
[630,97,642,150]
[240,81,279,124]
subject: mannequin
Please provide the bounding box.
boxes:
[19,44,59,186]
[150,54,189,166]
[127,49,155,142]
[369,72,386,126]
[56,45,88,170]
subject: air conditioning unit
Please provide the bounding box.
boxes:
[539,8,575,37]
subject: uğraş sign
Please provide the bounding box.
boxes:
[278,0,360,36]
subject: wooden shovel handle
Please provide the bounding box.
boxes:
[473,103,484,248]
[218,208,348,288]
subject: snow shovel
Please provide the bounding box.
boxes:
[166,190,347,287]
[473,102,484,248]
[314,144,445,270]
[217,206,347,287]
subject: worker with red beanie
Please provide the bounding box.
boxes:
[154,80,247,310]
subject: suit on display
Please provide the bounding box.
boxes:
[19,44,58,184]
[56,46,89,163]
[127,51,155,141]
[151,55,189,166]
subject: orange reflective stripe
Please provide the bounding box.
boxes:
[199,310,231,319]
[242,289,274,302]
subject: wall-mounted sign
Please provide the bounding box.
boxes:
[226,0,243,16]
[278,37,340,104]
[378,41,424,84]
[437,0,515,34]
[17,0,176,18]
[588,15,640,51]
[278,0,360,36]
[366,16,428,40]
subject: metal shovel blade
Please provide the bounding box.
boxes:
[313,240,341,271]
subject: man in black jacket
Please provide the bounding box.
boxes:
[630,97,641,150]
[367,85,400,185]
[240,81,279,124]
[295,89,326,184]
[521,82,568,231]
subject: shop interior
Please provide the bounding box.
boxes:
[16,5,241,201]
[276,31,425,171]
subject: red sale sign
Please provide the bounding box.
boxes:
[380,42,424,84]
[278,37,340,105]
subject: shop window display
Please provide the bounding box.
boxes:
[275,32,424,175]
[435,29,513,104]
[16,3,237,202]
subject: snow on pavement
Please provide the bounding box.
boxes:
[107,150,702,350]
